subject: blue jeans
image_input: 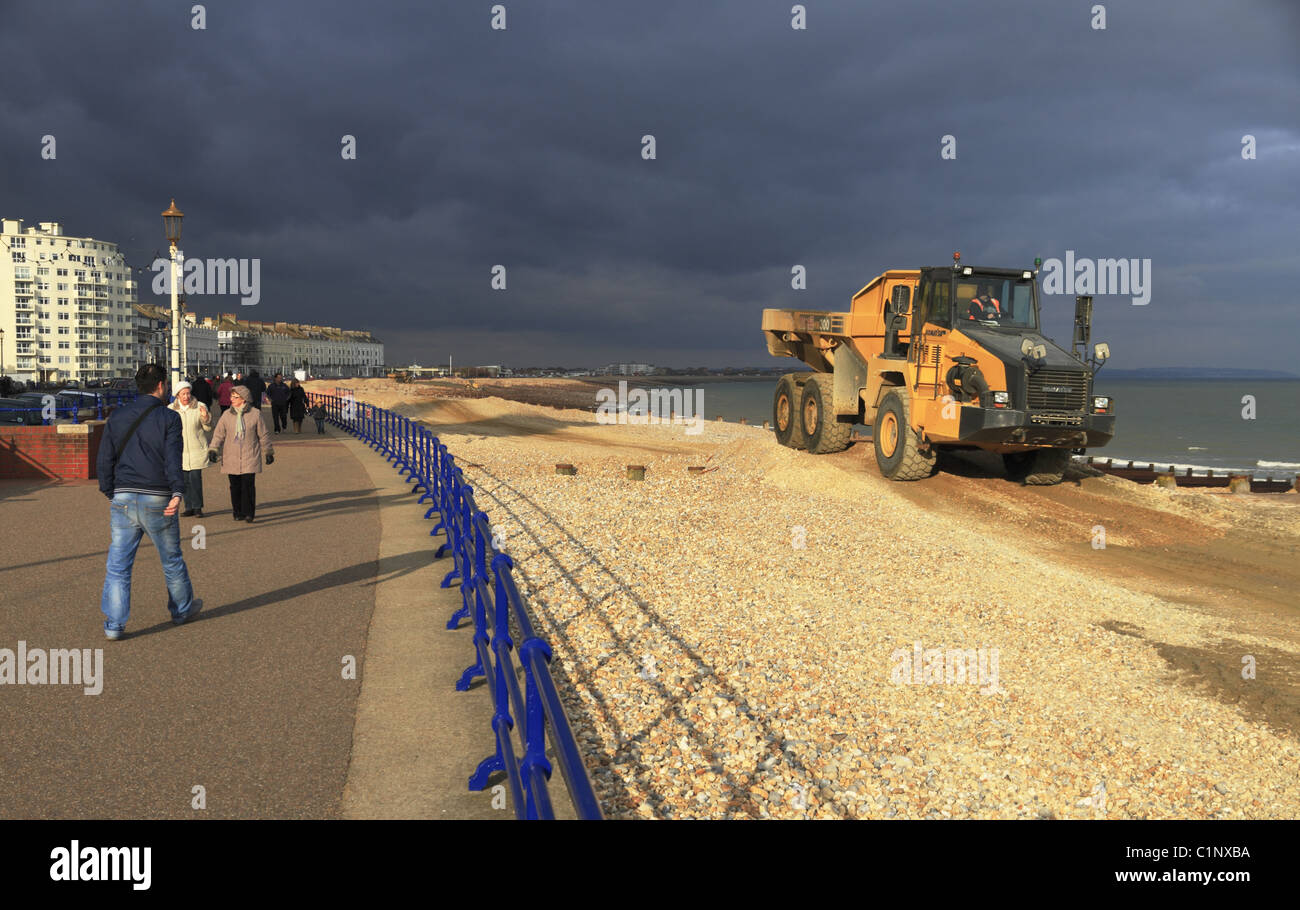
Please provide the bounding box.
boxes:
[101,492,196,633]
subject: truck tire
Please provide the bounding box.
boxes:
[1023,449,1070,485]
[874,389,936,481]
[773,375,806,449]
[800,374,853,454]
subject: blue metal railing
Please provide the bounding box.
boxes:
[307,390,603,820]
[0,389,139,425]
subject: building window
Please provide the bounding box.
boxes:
[57,268,67,276]
[58,342,70,350]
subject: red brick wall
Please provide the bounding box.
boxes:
[0,422,105,480]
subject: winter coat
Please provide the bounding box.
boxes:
[288,385,307,421]
[208,403,274,475]
[168,398,214,471]
[96,395,184,499]
[216,381,233,407]
[267,381,291,407]
[245,375,267,408]
[191,378,214,407]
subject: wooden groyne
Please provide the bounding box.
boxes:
[1081,457,1297,493]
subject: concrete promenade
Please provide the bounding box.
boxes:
[0,409,504,819]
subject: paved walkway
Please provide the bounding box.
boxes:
[0,411,503,819]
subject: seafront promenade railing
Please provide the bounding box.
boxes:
[0,389,138,425]
[307,390,603,820]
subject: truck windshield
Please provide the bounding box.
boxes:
[955,276,1037,329]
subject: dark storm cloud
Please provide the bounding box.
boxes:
[2,0,1297,367]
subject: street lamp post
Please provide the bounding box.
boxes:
[179,294,189,380]
[161,199,184,388]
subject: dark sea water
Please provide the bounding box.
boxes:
[659,378,1300,477]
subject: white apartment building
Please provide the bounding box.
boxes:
[185,315,220,374]
[0,217,382,383]
[0,218,140,384]
[131,303,222,375]
[206,314,383,378]
[602,362,656,376]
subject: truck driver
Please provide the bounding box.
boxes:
[967,284,1003,321]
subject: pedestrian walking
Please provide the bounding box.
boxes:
[310,402,328,434]
[95,363,201,639]
[207,385,274,523]
[216,374,233,410]
[267,372,291,433]
[168,380,213,517]
[246,370,267,410]
[191,374,213,411]
[288,379,307,433]
[206,374,223,420]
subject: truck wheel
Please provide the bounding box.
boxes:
[1023,449,1071,485]
[874,390,936,481]
[773,375,806,449]
[800,374,852,454]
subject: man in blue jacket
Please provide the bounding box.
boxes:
[96,363,200,639]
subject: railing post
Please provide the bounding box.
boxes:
[466,522,519,805]
[509,557,554,820]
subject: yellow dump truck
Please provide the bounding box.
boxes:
[761,254,1115,484]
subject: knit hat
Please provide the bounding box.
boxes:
[175,380,192,393]
[231,384,252,403]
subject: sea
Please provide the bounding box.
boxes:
[649,377,1300,478]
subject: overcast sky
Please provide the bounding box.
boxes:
[2,0,1297,369]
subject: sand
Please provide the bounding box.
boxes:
[310,379,1300,819]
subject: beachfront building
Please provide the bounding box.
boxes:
[0,218,141,384]
[210,314,383,378]
[130,303,220,377]
[601,362,656,376]
[185,313,220,375]
[132,303,169,369]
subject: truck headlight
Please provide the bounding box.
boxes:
[992,391,1009,408]
[1092,396,1110,412]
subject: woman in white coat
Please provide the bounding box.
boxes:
[169,381,213,517]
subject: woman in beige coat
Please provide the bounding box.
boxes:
[206,385,274,523]
[169,381,212,517]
